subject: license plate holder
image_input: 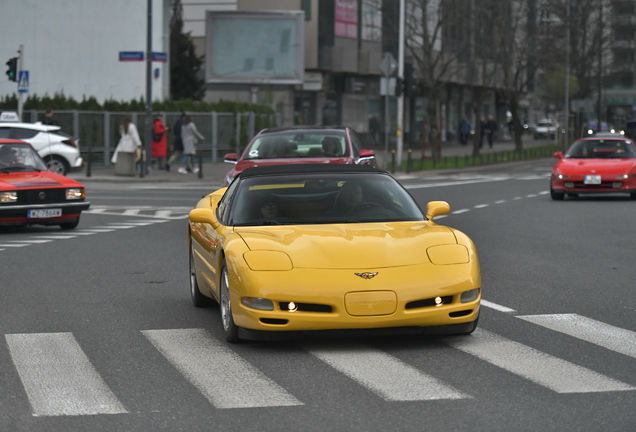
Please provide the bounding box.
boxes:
[28,208,62,218]
[584,175,601,185]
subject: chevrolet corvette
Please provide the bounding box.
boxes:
[188,164,481,342]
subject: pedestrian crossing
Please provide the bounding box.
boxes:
[83,205,191,219]
[2,313,635,417]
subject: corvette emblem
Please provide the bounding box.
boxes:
[355,272,378,279]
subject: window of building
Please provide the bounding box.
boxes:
[361,0,382,42]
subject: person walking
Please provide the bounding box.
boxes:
[166,112,185,172]
[151,113,169,170]
[179,115,204,174]
[458,117,471,145]
[486,115,498,149]
[111,116,142,176]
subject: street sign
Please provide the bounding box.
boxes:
[151,52,167,62]
[378,52,397,77]
[17,70,29,93]
[119,51,144,61]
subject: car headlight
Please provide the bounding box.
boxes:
[66,188,84,200]
[243,250,293,271]
[617,174,634,179]
[0,191,18,203]
[426,244,469,265]
[587,129,593,135]
[553,174,569,179]
[460,288,480,303]
[241,297,274,311]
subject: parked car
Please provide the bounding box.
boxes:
[222,126,377,187]
[188,164,481,342]
[550,136,636,200]
[0,120,82,175]
[0,139,90,229]
[534,120,557,140]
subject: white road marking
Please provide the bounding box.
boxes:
[518,314,636,359]
[94,225,136,229]
[86,208,106,214]
[495,200,506,204]
[404,177,509,190]
[142,329,302,409]
[154,210,172,218]
[446,329,635,393]
[6,240,52,244]
[306,343,469,401]
[0,243,29,247]
[513,196,522,200]
[122,209,141,216]
[452,209,470,214]
[526,194,537,198]
[481,300,516,313]
[31,235,77,239]
[77,229,116,233]
[474,204,489,208]
[538,190,550,195]
[5,333,127,417]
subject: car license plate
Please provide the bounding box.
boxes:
[584,175,601,185]
[28,209,62,218]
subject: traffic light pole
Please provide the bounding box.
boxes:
[17,45,24,120]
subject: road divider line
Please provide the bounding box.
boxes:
[480,300,516,313]
[474,204,489,208]
[0,243,29,247]
[142,329,302,409]
[306,343,469,401]
[452,209,470,214]
[6,240,52,244]
[5,333,127,416]
[518,314,636,359]
[446,329,635,393]
[495,200,506,204]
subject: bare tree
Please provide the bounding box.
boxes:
[404,0,472,157]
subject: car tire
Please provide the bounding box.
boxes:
[550,189,565,200]
[220,261,241,343]
[44,155,70,176]
[190,241,215,308]
[60,217,80,230]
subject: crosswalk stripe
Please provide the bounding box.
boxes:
[306,343,468,401]
[0,243,29,247]
[31,235,77,239]
[6,240,52,244]
[122,209,141,216]
[518,314,636,359]
[78,229,115,233]
[142,329,302,409]
[154,210,172,218]
[446,329,635,393]
[5,333,127,417]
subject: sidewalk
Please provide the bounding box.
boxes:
[68,135,555,184]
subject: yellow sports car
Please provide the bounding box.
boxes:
[188,164,481,342]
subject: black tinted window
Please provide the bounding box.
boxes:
[10,128,38,139]
[0,127,9,138]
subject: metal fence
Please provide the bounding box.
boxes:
[25,110,279,166]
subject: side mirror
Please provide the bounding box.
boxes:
[224,153,238,164]
[426,201,451,221]
[359,149,375,158]
[189,208,220,229]
[553,151,564,159]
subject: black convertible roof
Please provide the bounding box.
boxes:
[239,163,385,179]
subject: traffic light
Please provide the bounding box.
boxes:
[5,57,17,82]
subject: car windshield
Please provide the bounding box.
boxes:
[565,139,636,159]
[229,173,425,226]
[243,131,350,160]
[0,143,48,172]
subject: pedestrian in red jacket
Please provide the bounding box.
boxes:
[151,113,169,170]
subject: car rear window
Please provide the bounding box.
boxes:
[10,127,39,139]
[244,132,350,160]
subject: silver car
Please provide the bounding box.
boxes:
[0,122,83,175]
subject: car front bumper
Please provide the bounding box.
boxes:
[0,201,90,225]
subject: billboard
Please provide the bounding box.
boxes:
[205,11,304,85]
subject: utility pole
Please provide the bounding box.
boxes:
[564,0,570,150]
[396,0,405,169]
[597,0,603,128]
[17,45,24,120]
[142,0,153,178]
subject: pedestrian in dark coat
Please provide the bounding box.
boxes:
[479,116,487,149]
[166,112,186,172]
[459,117,471,145]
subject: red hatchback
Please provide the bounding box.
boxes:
[0,139,90,229]
[222,126,377,186]
[551,136,636,200]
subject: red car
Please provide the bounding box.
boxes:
[222,126,377,186]
[0,139,90,229]
[551,136,636,200]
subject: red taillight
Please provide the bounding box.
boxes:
[61,139,77,148]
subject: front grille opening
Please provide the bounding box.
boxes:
[279,302,333,313]
[260,318,288,325]
[449,309,472,318]
[405,295,453,310]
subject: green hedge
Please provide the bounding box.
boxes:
[0,93,275,114]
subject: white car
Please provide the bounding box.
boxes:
[0,122,82,175]
[533,120,557,140]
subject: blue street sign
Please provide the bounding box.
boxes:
[17,71,29,93]
[119,51,144,61]
[152,52,167,62]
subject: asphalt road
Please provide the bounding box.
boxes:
[1,158,635,432]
